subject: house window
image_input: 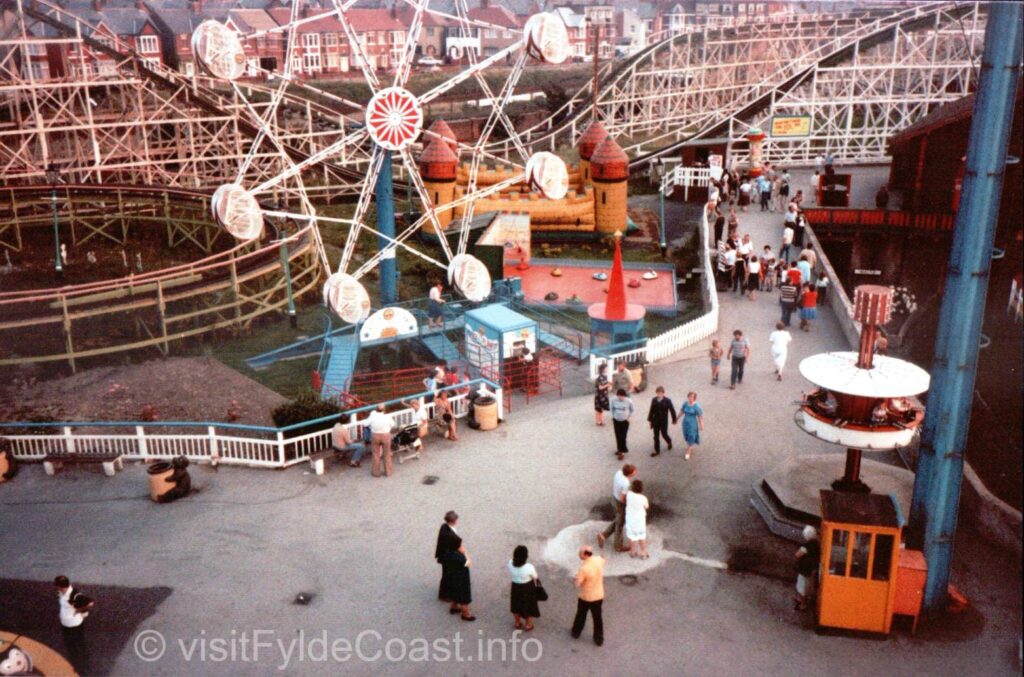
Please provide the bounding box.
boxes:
[95,36,115,50]
[142,57,160,70]
[484,29,496,39]
[304,52,321,71]
[427,27,435,37]
[98,61,117,76]
[184,61,195,76]
[138,35,158,53]
[367,32,376,44]
[291,55,302,73]
[325,33,338,47]
[247,57,259,75]
[303,33,320,50]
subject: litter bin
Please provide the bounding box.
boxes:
[147,461,175,502]
[475,397,498,431]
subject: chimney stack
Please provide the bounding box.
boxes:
[91,0,105,12]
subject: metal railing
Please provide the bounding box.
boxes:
[0,379,503,469]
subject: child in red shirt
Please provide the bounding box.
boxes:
[799,283,818,332]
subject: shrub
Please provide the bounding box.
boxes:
[271,390,343,431]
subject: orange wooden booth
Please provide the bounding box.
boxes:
[817,491,926,634]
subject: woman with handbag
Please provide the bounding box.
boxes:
[508,545,545,631]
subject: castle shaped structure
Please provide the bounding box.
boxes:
[418,118,629,235]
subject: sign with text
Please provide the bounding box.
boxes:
[770,115,812,138]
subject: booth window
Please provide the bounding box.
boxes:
[602,191,606,205]
[849,532,871,579]
[434,191,439,204]
[829,529,849,575]
[871,534,895,581]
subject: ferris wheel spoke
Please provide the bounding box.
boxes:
[397,146,454,262]
[249,127,368,195]
[392,0,426,88]
[232,80,293,181]
[418,41,523,105]
[325,0,380,93]
[339,149,386,272]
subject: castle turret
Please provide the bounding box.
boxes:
[426,118,458,154]
[590,135,629,234]
[420,137,459,233]
[577,120,608,186]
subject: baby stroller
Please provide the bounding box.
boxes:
[391,424,422,464]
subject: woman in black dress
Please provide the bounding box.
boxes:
[508,545,541,631]
[443,536,475,621]
[594,363,611,426]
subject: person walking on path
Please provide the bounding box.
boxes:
[612,361,635,394]
[777,169,791,211]
[610,389,635,459]
[625,479,650,559]
[815,270,830,305]
[367,404,395,478]
[646,386,677,457]
[571,546,606,646]
[768,322,793,381]
[435,511,461,602]
[796,252,812,286]
[758,174,772,211]
[746,253,761,300]
[778,275,799,328]
[780,222,794,264]
[679,392,704,460]
[55,576,92,674]
[443,536,475,621]
[794,526,820,611]
[593,363,611,426]
[709,339,723,385]
[428,279,446,328]
[598,464,637,552]
[799,283,818,332]
[727,330,751,390]
[508,545,542,632]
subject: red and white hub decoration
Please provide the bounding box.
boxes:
[365,87,423,152]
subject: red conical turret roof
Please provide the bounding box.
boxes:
[577,120,608,161]
[426,119,458,152]
[604,232,627,320]
[590,135,629,181]
[420,138,458,181]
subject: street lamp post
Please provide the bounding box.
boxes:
[45,163,62,282]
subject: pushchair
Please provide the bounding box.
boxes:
[391,424,422,464]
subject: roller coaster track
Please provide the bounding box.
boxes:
[1,0,374,194]
[486,2,984,172]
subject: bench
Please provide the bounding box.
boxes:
[309,449,337,476]
[43,450,124,477]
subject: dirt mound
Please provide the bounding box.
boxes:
[0,357,286,427]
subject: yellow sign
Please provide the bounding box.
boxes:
[770,115,812,138]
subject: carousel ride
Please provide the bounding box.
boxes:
[753,284,931,541]
[796,285,930,493]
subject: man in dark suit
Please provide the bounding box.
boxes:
[435,511,460,602]
[646,386,677,457]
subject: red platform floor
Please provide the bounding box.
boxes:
[504,259,678,311]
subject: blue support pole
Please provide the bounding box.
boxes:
[908,2,1022,611]
[376,148,398,305]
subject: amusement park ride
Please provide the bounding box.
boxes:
[194,9,578,327]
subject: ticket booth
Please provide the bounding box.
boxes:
[464,304,537,383]
[817,490,904,634]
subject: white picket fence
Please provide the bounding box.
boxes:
[659,165,712,201]
[589,200,719,379]
[3,383,498,469]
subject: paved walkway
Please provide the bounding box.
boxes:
[0,167,1020,676]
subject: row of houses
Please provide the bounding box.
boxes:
[18,0,791,82]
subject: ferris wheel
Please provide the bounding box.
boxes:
[191,1,573,326]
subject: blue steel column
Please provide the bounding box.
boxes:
[659,185,667,256]
[908,2,1022,610]
[376,148,398,305]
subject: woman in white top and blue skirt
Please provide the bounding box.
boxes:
[508,545,541,631]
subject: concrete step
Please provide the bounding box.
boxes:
[749,479,816,543]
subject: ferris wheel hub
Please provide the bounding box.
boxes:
[366,87,424,151]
